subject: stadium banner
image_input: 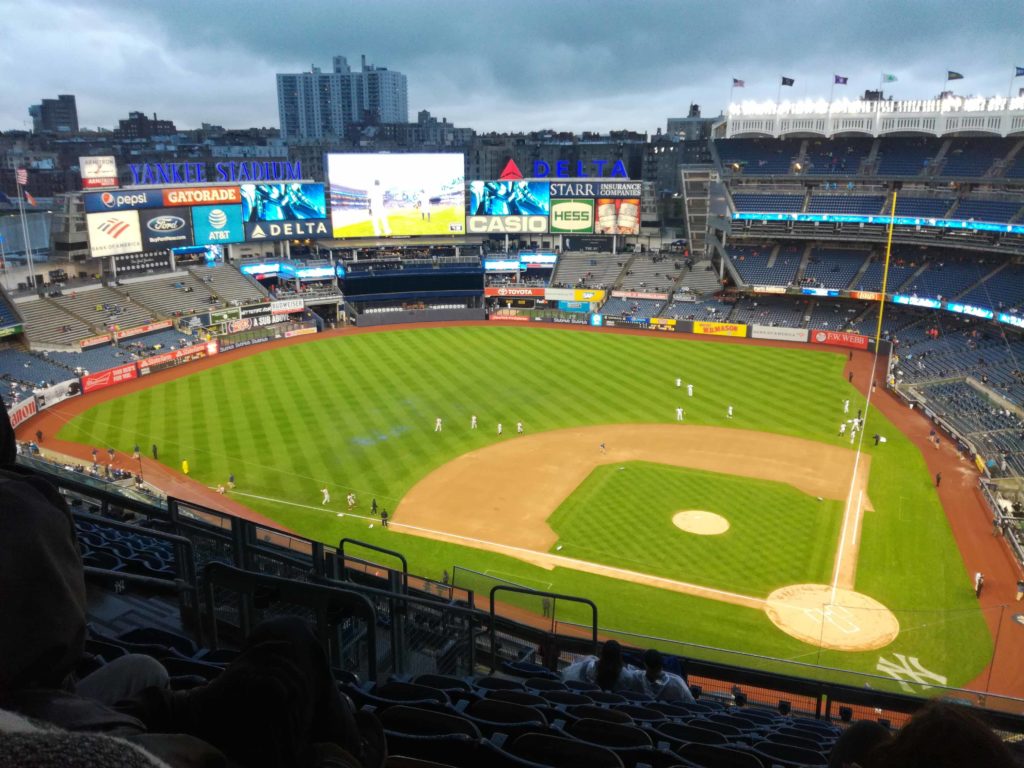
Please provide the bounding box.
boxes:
[549,315,589,326]
[245,220,331,241]
[112,252,173,274]
[192,204,245,245]
[138,207,193,250]
[114,319,173,341]
[80,155,119,189]
[239,303,272,319]
[483,258,521,271]
[81,363,138,394]
[811,329,869,350]
[271,298,305,314]
[138,342,217,376]
[612,290,669,301]
[488,311,530,322]
[84,189,163,213]
[549,199,595,234]
[0,324,22,339]
[240,183,327,223]
[468,181,550,216]
[544,288,606,303]
[850,290,882,301]
[79,333,113,348]
[562,235,612,252]
[649,318,678,332]
[692,321,748,337]
[162,186,241,207]
[210,307,241,324]
[34,379,80,410]
[595,198,640,235]
[556,301,589,313]
[467,215,547,234]
[7,396,37,428]
[549,181,643,199]
[753,285,788,295]
[484,286,546,298]
[86,211,143,257]
[751,325,809,343]
[218,335,273,353]
[326,153,466,238]
[518,251,557,267]
[284,327,317,338]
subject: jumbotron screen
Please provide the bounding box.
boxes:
[326,153,465,238]
[469,181,550,216]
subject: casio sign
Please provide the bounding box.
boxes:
[146,215,185,233]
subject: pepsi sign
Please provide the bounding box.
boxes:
[84,189,164,212]
[139,208,193,249]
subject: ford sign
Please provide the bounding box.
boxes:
[146,215,186,233]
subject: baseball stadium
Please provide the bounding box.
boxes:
[6,98,1024,764]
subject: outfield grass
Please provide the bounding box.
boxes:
[59,325,993,686]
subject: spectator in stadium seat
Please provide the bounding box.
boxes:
[637,648,695,703]
[560,640,640,692]
[864,701,1015,768]
[828,720,892,768]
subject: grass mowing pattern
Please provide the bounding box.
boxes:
[59,325,992,685]
[548,462,843,596]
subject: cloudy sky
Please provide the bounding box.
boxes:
[2,0,1022,135]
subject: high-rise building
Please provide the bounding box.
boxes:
[29,94,78,134]
[277,55,408,140]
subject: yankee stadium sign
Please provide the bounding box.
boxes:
[129,161,302,186]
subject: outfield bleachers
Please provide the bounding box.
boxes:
[728,295,808,327]
[803,137,872,175]
[122,271,220,316]
[800,247,871,290]
[949,199,1023,223]
[892,197,954,218]
[660,297,734,321]
[600,297,666,318]
[617,253,678,294]
[675,260,722,295]
[0,346,76,387]
[939,138,1013,178]
[0,290,20,329]
[190,264,269,305]
[903,257,994,301]
[957,265,1024,311]
[854,259,921,293]
[806,194,884,215]
[875,137,942,176]
[731,193,803,213]
[51,285,155,332]
[549,252,625,290]
[730,244,802,287]
[718,138,801,175]
[14,295,96,347]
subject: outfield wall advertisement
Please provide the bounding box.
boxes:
[811,330,869,349]
[327,153,465,238]
[7,396,37,428]
[751,325,809,342]
[81,363,138,393]
[138,342,217,376]
[692,321,748,337]
[114,320,174,341]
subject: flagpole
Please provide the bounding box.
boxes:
[1009,68,1017,106]
[829,78,835,108]
[15,180,37,293]
[0,237,9,292]
[776,78,782,106]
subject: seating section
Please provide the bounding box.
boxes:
[939,138,1013,178]
[875,137,942,176]
[51,285,155,331]
[728,296,808,328]
[957,265,1024,311]
[854,259,920,293]
[15,296,95,346]
[599,297,666,319]
[190,264,269,305]
[549,253,625,290]
[731,193,803,213]
[660,297,734,322]
[617,253,678,294]
[121,272,219,316]
[717,138,802,175]
[806,195,884,215]
[949,199,1023,223]
[803,138,872,176]
[0,291,19,329]
[892,197,954,218]
[46,328,193,372]
[0,346,76,397]
[729,244,802,287]
[800,248,870,290]
[904,258,994,301]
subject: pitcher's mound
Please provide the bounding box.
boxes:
[673,510,729,535]
[765,584,899,651]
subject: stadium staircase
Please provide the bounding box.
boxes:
[790,245,814,287]
[41,294,103,335]
[929,139,953,177]
[847,249,877,289]
[996,139,1024,178]
[861,139,882,175]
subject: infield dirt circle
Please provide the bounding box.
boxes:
[673,510,730,535]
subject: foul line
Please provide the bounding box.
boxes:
[233,490,766,610]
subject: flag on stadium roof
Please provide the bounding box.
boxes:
[498,158,523,181]
[24,191,37,207]
[834,75,848,85]
[882,73,898,83]
[732,78,745,87]
[1015,66,1024,77]
[947,71,964,80]
[15,168,27,186]
[781,76,795,86]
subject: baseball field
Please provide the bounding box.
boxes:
[56,324,993,689]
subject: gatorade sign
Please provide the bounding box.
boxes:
[549,199,594,233]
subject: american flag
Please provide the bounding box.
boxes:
[15,168,28,186]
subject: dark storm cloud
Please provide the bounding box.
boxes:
[2,0,1021,133]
